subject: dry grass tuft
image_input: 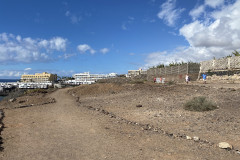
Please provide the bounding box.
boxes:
[184,96,217,112]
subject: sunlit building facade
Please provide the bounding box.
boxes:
[21,72,57,83]
[73,72,116,83]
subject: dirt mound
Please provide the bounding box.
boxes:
[68,83,124,97]
[0,88,56,109]
[72,82,240,152]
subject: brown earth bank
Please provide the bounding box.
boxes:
[0,82,240,159]
[0,88,56,110]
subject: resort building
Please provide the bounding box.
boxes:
[21,72,57,83]
[127,68,147,77]
[73,72,117,84]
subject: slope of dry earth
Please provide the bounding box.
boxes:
[0,83,239,159]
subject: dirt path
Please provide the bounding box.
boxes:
[1,88,239,159]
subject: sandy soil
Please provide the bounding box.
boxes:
[0,82,240,159]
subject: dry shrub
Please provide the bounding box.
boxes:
[131,80,145,84]
[167,81,175,85]
[184,96,217,112]
[24,89,48,95]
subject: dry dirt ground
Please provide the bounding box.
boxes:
[0,82,240,159]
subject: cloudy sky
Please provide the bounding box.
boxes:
[0,0,240,78]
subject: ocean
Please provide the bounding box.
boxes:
[0,79,19,101]
[0,79,19,82]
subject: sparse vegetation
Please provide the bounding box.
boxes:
[167,81,175,85]
[150,61,199,69]
[232,50,240,56]
[156,64,165,68]
[184,96,217,112]
[169,61,186,67]
[131,80,145,84]
[225,50,240,58]
[24,88,48,95]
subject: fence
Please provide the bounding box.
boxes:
[200,56,240,73]
[147,63,200,82]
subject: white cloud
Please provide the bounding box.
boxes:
[100,48,109,54]
[121,16,135,30]
[16,35,22,42]
[157,0,185,26]
[65,10,82,24]
[24,68,32,71]
[180,1,240,49]
[77,44,96,54]
[145,0,240,67]
[65,11,70,16]
[189,5,205,20]
[128,16,135,21]
[121,24,127,30]
[205,0,224,8]
[0,33,68,64]
[62,53,76,59]
[49,37,67,51]
[90,49,96,54]
[189,0,225,19]
[0,70,24,78]
[129,53,135,56]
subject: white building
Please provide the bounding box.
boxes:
[127,68,147,77]
[73,72,117,84]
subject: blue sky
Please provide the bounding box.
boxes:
[0,0,239,78]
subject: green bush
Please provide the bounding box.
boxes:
[184,96,217,112]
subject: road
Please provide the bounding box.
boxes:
[1,88,239,160]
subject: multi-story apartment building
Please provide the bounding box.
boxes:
[21,72,57,83]
[127,68,147,77]
[73,72,116,83]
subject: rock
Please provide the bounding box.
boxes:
[186,136,192,140]
[136,104,142,108]
[153,128,158,132]
[193,136,200,141]
[9,98,16,102]
[218,142,233,150]
[18,100,25,103]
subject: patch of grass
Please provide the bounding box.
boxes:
[184,96,217,112]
